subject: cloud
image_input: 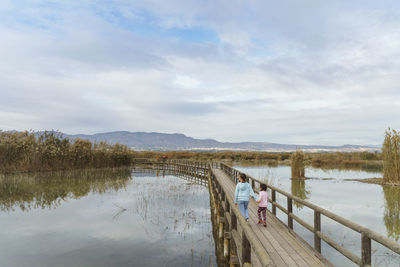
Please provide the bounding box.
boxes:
[1,1,400,145]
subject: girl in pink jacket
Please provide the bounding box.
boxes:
[257,183,268,227]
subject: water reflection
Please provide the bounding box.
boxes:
[383,185,400,241]
[291,179,311,209]
[0,169,131,212]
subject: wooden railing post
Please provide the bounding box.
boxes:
[231,212,237,230]
[272,190,276,215]
[230,209,238,266]
[242,232,251,264]
[314,210,321,253]
[361,232,371,266]
[288,198,293,230]
[251,179,255,190]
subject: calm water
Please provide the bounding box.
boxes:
[233,162,400,267]
[0,169,217,267]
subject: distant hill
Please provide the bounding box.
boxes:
[64,131,380,152]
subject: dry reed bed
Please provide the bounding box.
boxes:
[0,131,133,172]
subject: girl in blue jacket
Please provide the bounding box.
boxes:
[234,173,257,221]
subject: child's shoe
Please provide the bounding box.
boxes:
[263,221,267,227]
[257,219,262,224]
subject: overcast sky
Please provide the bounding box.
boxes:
[1,1,400,145]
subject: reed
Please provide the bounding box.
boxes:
[0,130,134,173]
[291,150,305,178]
[382,128,400,183]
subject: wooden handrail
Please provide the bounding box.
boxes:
[218,162,400,266]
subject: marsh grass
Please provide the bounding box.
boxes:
[0,131,133,173]
[382,128,400,184]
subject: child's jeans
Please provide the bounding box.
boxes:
[238,201,249,219]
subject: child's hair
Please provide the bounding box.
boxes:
[239,173,247,182]
[260,183,267,191]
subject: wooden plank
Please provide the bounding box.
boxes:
[212,168,327,267]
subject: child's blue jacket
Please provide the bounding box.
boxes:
[234,182,257,203]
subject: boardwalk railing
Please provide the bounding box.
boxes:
[133,158,210,180]
[219,162,400,267]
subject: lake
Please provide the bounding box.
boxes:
[233,162,400,267]
[0,168,219,267]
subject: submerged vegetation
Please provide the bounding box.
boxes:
[383,128,400,184]
[0,131,132,173]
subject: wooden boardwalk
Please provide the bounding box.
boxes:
[134,159,400,266]
[211,168,329,267]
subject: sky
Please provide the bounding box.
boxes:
[1,0,400,145]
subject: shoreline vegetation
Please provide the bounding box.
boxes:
[2,130,399,186]
[0,131,132,173]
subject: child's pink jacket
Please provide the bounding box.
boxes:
[258,191,268,207]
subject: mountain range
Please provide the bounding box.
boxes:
[64,131,380,152]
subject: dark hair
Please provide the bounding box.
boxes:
[239,173,247,182]
[260,184,267,191]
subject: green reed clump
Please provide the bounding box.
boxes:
[0,130,134,173]
[382,128,400,183]
[291,150,305,178]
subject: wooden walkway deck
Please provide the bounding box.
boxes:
[211,168,329,267]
